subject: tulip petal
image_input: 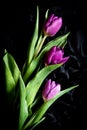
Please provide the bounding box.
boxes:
[58,56,70,64]
[46,18,62,36]
[47,84,61,100]
[45,46,56,64]
[42,79,51,99]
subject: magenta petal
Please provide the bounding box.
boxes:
[47,14,54,23]
[44,14,54,28]
[51,50,63,63]
[45,46,56,64]
[47,84,61,100]
[58,56,70,64]
[48,18,62,36]
[42,79,51,99]
[51,81,57,89]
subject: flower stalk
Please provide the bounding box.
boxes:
[34,35,47,57]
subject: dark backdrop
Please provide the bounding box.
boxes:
[0,0,87,129]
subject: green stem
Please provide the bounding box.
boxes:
[34,35,47,57]
[23,102,46,130]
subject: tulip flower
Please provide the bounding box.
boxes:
[43,14,62,37]
[44,46,69,65]
[42,79,61,101]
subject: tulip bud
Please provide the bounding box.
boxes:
[43,14,62,37]
[44,46,69,65]
[42,79,61,101]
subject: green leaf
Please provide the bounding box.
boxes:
[23,85,78,129]
[26,63,62,106]
[43,32,70,49]
[24,117,46,130]
[3,52,20,85]
[45,9,49,20]
[18,75,28,130]
[3,52,20,103]
[27,6,39,64]
[23,58,39,83]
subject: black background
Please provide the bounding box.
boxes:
[0,0,87,129]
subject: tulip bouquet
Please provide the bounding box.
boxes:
[3,6,78,130]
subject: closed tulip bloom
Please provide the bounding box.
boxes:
[43,14,62,36]
[42,79,61,101]
[44,46,69,65]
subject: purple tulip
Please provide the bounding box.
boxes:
[44,46,69,65]
[43,14,62,36]
[42,79,61,101]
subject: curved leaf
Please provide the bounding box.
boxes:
[27,6,39,64]
[43,32,70,49]
[3,52,20,85]
[23,85,78,129]
[3,52,20,103]
[18,75,28,130]
[26,63,62,106]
